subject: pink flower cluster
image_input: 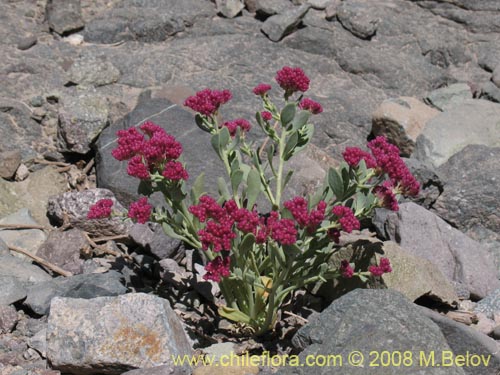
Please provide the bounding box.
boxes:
[184,89,232,116]
[111,121,188,181]
[128,197,152,224]
[253,83,272,96]
[374,181,399,211]
[275,67,310,95]
[367,136,420,196]
[204,256,231,282]
[261,111,273,122]
[284,197,326,233]
[223,118,251,137]
[332,206,360,233]
[342,147,377,169]
[340,260,354,278]
[87,199,113,219]
[369,257,392,277]
[299,98,323,114]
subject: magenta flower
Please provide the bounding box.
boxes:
[342,147,377,169]
[374,181,399,211]
[253,83,272,96]
[275,67,310,96]
[184,89,232,116]
[284,197,326,232]
[261,111,273,122]
[204,256,231,282]
[299,98,323,114]
[222,118,251,137]
[369,257,392,277]
[128,197,152,224]
[332,206,360,233]
[162,161,189,181]
[340,260,354,278]
[87,199,114,219]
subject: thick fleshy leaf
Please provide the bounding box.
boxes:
[217,177,231,201]
[246,168,262,209]
[291,110,310,131]
[137,180,153,196]
[195,114,211,132]
[328,167,344,200]
[280,103,296,127]
[218,306,252,324]
[283,131,298,161]
[190,173,205,203]
[231,170,244,193]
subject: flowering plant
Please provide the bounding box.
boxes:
[89,67,419,335]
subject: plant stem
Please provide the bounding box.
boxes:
[275,129,288,208]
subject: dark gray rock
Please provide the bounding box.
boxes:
[254,0,291,17]
[0,254,52,284]
[0,276,27,305]
[84,0,215,44]
[95,91,226,207]
[372,202,500,300]
[402,158,443,209]
[261,4,311,42]
[24,271,127,316]
[492,64,500,88]
[415,100,500,167]
[336,0,379,39]
[47,188,131,237]
[434,145,500,238]
[283,289,465,375]
[424,83,473,111]
[46,293,193,374]
[129,223,181,260]
[57,93,109,154]
[46,0,84,35]
[67,56,121,87]
[421,307,500,375]
[36,229,87,275]
[216,0,245,18]
[0,150,21,179]
[0,305,18,334]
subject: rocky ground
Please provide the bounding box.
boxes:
[1,0,500,374]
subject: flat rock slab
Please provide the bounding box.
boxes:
[284,289,465,374]
[0,208,46,257]
[261,4,311,42]
[47,293,193,374]
[373,203,500,300]
[24,271,127,316]
[0,254,52,284]
[415,99,500,167]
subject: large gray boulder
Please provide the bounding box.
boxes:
[46,0,84,35]
[0,254,52,285]
[415,99,500,167]
[282,289,465,374]
[261,4,311,42]
[373,203,500,300]
[46,293,193,374]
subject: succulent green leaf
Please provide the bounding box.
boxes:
[280,103,296,127]
[195,114,211,132]
[217,177,231,201]
[246,168,262,209]
[137,180,154,197]
[328,167,344,200]
[283,131,299,161]
[190,173,205,203]
[218,306,252,324]
[231,170,244,193]
[291,110,310,131]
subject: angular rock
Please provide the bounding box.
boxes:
[46,0,84,35]
[492,63,500,88]
[285,289,465,375]
[421,308,500,374]
[28,328,47,358]
[308,0,331,10]
[216,0,245,18]
[0,305,18,334]
[336,0,379,39]
[58,93,109,154]
[36,229,87,275]
[325,0,341,20]
[403,158,443,209]
[15,163,29,181]
[480,81,500,103]
[0,254,52,284]
[0,150,21,179]
[0,276,27,306]
[415,99,500,167]
[0,166,68,227]
[0,209,46,257]
[254,0,291,16]
[376,241,459,306]
[24,271,127,316]
[17,35,38,51]
[475,288,500,320]
[371,97,439,156]
[261,4,311,42]
[0,237,8,256]
[434,145,500,237]
[67,56,121,87]
[372,203,500,300]
[129,223,181,260]
[424,83,473,111]
[47,189,130,237]
[46,293,192,374]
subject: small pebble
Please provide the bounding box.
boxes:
[64,34,84,46]
[30,96,44,107]
[17,35,37,51]
[15,164,30,181]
